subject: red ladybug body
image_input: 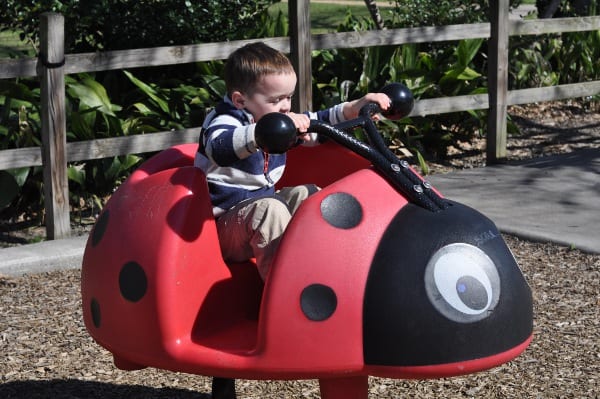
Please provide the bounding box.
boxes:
[82,141,532,398]
[82,86,532,398]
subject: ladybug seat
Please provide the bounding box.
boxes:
[82,141,372,367]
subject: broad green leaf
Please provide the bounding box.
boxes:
[456,39,484,67]
[455,67,481,80]
[0,170,20,208]
[120,154,142,170]
[70,110,95,140]
[0,80,38,103]
[132,102,156,116]
[200,76,226,99]
[67,165,86,187]
[104,157,123,180]
[416,151,429,176]
[123,70,170,114]
[67,79,116,117]
[6,167,30,187]
[442,66,481,81]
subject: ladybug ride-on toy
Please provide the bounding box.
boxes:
[81,83,533,399]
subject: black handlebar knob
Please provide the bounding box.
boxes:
[380,83,414,120]
[255,113,298,154]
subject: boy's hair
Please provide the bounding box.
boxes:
[225,42,295,96]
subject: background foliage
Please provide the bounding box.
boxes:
[0,0,277,52]
[1,0,599,225]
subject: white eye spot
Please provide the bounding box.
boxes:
[425,243,500,323]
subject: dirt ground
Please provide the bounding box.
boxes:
[1,101,599,398]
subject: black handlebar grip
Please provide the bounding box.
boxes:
[255,113,298,154]
[380,82,414,120]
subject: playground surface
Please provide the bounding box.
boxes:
[1,233,597,398]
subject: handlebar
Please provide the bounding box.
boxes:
[254,83,449,212]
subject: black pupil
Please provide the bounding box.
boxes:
[456,276,488,310]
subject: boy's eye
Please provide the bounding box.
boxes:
[271,95,293,104]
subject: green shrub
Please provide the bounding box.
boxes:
[510,31,600,89]
[0,0,277,52]
[389,0,524,27]
[0,66,228,218]
[311,11,490,163]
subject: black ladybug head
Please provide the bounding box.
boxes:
[363,201,532,367]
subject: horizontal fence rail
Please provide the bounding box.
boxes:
[0,129,201,170]
[3,80,598,171]
[3,16,600,80]
[1,19,599,165]
[0,0,599,239]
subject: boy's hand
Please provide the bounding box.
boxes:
[343,93,391,120]
[285,112,314,143]
[286,112,311,133]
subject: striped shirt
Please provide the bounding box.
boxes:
[194,96,347,216]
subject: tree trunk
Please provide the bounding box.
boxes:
[536,0,562,18]
[363,0,385,29]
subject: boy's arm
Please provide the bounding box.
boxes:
[307,92,391,125]
[308,103,347,125]
[202,115,258,166]
[342,93,391,120]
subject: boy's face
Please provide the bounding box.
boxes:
[234,72,297,122]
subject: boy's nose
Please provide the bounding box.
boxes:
[280,99,292,113]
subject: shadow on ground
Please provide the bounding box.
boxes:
[0,379,210,399]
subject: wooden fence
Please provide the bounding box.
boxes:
[1,0,599,239]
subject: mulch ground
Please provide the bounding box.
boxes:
[1,235,598,398]
[1,101,599,398]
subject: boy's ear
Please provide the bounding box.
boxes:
[231,91,246,109]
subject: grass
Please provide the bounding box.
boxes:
[269,2,374,33]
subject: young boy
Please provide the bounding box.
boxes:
[195,42,391,280]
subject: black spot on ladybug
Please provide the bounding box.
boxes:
[320,193,363,229]
[300,284,337,321]
[92,210,110,247]
[119,262,147,302]
[90,298,101,328]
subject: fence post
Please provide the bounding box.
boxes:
[487,0,510,163]
[288,0,312,112]
[40,12,71,239]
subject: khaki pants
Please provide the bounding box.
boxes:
[216,185,319,280]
